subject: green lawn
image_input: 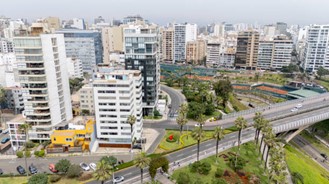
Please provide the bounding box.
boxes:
[238,96,268,107]
[229,94,249,112]
[311,119,329,142]
[0,176,90,184]
[300,131,329,157]
[172,142,268,184]
[157,129,232,153]
[316,79,329,91]
[285,144,329,184]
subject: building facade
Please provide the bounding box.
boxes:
[161,28,174,63]
[123,24,160,115]
[173,23,197,62]
[93,70,143,147]
[66,58,83,78]
[79,84,94,115]
[102,26,124,64]
[235,31,259,69]
[56,29,103,73]
[206,42,221,66]
[302,25,329,72]
[186,39,206,65]
[13,34,73,140]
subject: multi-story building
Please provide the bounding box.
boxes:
[93,70,143,147]
[0,52,18,87]
[56,29,103,73]
[123,15,144,24]
[79,84,94,115]
[161,28,174,63]
[257,36,293,69]
[206,42,221,66]
[173,23,197,62]
[220,47,236,67]
[13,34,73,141]
[4,87,24,114]
[43,17,61,31]
[302,25,329,73]
[66,58,83,78]
[94,16,105,24]
[0,39,15,53]
[102,26,124,64]
[235,31,259,69]
[276,22,288,35]
[186,39,206,65]
[123,23,160,115]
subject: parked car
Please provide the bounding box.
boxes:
[290,108,298,112]
[132,144,142,149]
[17,165,26,175]
[113,176,125,183]
[320,153,328,159]
[29,164,38,174]
[49,164,58,173]
[296,104,303,108]
[80,162,90,171]
[89,163,96,171]
[0,169,3,175]
[3,129,9,134]
[1,137,10,144]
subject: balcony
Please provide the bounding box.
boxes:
[26,116,51,123]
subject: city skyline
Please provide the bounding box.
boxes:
[2,0,329,26]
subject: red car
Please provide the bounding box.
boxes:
[49,164,58,173]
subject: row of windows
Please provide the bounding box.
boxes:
[98,90,115,94]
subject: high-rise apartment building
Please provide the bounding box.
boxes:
[56,29,103,73]
[206,42,221,66]
[13,34,73,141]
[173,23,197,62]
[235,31,259,69]
[303,25,329,72]
[102,26,124,64]
[0,39,15,53]
[43,17,61,30]
[66,58,83,78]
[123,23,160,115]
[161,28,174,63]
[79,84,94,115]
[93,70,143,147]
[186,39,206,65]
[257,36,293,69]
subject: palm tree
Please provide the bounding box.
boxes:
[259,119,270,154]
[179,103,189,117]
[268,145,287,183]
[253,112,265,145]
[19,122,31,176]
[234,116,248,168]
[127,115,137,150]
[93,160,113,184]
[134,152,150,184]
[176,103,188,135]
[264,132,276,169]
[196,114,207,129]
[213,126,224,163]
[260,126,273,159]
[191,127,205,161]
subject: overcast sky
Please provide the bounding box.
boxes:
[2,0,328,26]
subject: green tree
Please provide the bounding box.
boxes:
[100,156,117,181]
[28,173,48,184]
[264,131,277,169]
[317,66,329,79]
[176,172,190,184]
[253,112,267,145]
[69,77,84,94]
[213,126,224,163]
[234,116,248,168]
[228,155,246,171]
[93,160,113,184]
[259,120,270,154]
[127,115,137,149]
[149,156,169,180]
[213,80,233,108]
[281,63,299,73]
[268,145,287,183]
[67,164,82,178]
[134,152,150,183]
[291,172,304,184]
[196,114,207,129]
[187,102,205,120]
[19,123,31,176]
[192,127,205,161]
[55,159,71,173]
[176,113,188,136]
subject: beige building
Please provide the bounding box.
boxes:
[79,84,94,115]
[102,26,124,64]
[44,17,61,30]
[161,28,174,62]
[186,39,206,65]
[235,31,259,69]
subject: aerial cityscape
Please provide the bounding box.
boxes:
[0,1,329,184]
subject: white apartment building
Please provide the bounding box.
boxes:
[0,39,15,53]
[13,34,73,141]
[206,42,221,66]
[79,84,94,115]
[173,23,197,62]
[93,70,143,147]
[303,25,329,73]
[66,58,83,78]
[0,53,18,87]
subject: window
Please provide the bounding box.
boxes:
[66,138,72,142]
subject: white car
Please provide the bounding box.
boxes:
[195,123,204,127]
[80,162,90,171]
[113,176,125,183]
[291,108,298,112]
[89,163,96,171]
[296,104,302,108]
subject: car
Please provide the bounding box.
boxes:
[29,164,38,174]
[0,169,3,175]
[3,129,9,134]
[195,123,204,127]
[296,104,303,108]
[320,153,328,159]
[291,108,298,112]
[1,137,10,144]
[89,163,96,171]
[132,144,142,149]
[113,176,125,183]
[17,165,26,175]
[49,164,58,173]
[80,162,90,171]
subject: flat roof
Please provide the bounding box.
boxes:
[287,89,321,98]
[52,131,75,137]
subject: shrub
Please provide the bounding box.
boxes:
[26,141,35,149]
[28,173,48,184]
[190,161,211,175]
[166,134,177,142]
[16,151,23,158]
[36,150,45,157]
[176,172,190,184]
[212,178,228,184]
[49,175,61,183]
[34,151,39,157]
[66,164,82,178]
[42,141,51,147]
[190,161,201,173]
[149,156,169,179]
[25,150,31,158]
[78,173,93,181]
[100,156,117,166]
[55,159,71,173]
[215,168,224,178]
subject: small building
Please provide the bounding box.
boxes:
[287,89,321,100]
[47,119,94,153]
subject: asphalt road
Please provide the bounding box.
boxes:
[292,135,329,170]
[160,85,186,118]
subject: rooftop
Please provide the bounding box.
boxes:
[287,89,321,98]
[52,130,75,137]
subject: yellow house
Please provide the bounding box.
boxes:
[49,120,94,152]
